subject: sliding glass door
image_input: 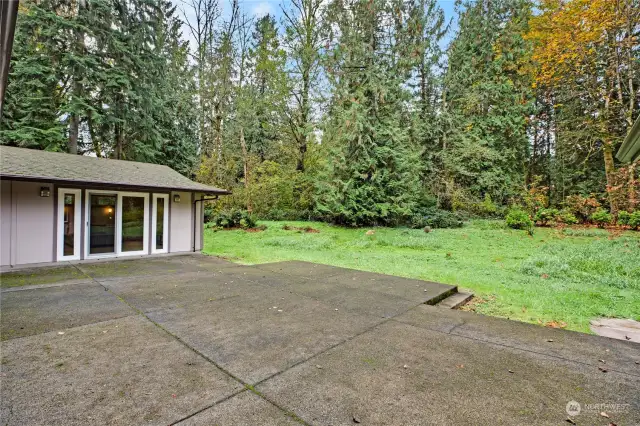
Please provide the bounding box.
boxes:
[152,194,168,253]
[85,191,149,258]
[57,188,82,260]
[89,194,117,255]
[120,195,147,254]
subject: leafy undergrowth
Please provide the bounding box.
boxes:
[203,220,640,333]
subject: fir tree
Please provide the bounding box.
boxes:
[316,0,422,226]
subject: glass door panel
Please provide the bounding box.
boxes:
[89,194,116,254]
[58,188,81,260]
[63,194,76,256]
[152,194,168,253]
[121,196,145,252]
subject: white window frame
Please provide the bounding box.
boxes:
[57,188,82,261]
[84,190,149,259]
[151,194,169,254]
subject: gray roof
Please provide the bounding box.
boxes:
[0,146,230,194]
[617,115,640,163]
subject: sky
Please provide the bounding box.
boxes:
[173,0,458,51]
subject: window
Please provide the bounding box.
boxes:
[152,194,168,253]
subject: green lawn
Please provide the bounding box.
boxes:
[203,220,640,333]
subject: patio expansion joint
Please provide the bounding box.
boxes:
[79,269,311,426]
[390,317,640,379]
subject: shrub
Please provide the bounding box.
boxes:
[410,208,464,229]
[555,209,578,225]
[618,211,631,226]
[620,211,640,230]
[590,208,612,228]
[630,212,640,230]
[533,208,559,226]
[209,209,257,229]
[521,177,549,215]
[564,194,601,222]
[505,207,534,233]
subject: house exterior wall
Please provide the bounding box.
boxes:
[169,191,193,253]
[0,181,207,267]
[195,194,204,251]
[1,180,12,266]
[0,180,55,266]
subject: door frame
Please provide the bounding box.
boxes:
[57,188,82,261]
[151,194,169,254]
[117,191,149,256]
[84,190,149,259]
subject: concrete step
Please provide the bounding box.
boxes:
[436,291,474,309]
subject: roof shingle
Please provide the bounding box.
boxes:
[0,146,230,194]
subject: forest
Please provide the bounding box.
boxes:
[1,0,639,228]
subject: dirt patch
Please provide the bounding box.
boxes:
[245,227,266,233]
[282,224,320,233]
[458,295,495,312]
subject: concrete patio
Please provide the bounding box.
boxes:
[1,254,638,425]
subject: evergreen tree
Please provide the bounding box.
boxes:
[316,0,422,226]
[443,0,534,204]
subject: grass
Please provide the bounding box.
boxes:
[203,220,640,333]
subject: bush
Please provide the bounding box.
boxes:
[564,194,601,222]
[619,211,640,230]
[209,209,257,229]
[505,207,534,233]
[555,209,579,225]
[590,208,612,228]
[410,208,464,229]
[533,208,559,226]
[618,211,631,226]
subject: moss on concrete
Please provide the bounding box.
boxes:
[0,266,86,288]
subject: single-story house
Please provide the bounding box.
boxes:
[0,146,229,268]
[617,115,640,162]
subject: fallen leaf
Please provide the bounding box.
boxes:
[600,412,609,418]
[403,365,408,369]
[598,366,608,373]
[353,415,361,423]
[508,369,514,373]
[58,332,65,335]
[625,335,631,340]
[546,339,554,343]
[456,364,464,369]
[566,418,576,425]
[544,320,567,329]
[599,359,606,363]
[316,365,322,369]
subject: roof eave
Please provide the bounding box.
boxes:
[0,173,232,195]
[617,115,640,163]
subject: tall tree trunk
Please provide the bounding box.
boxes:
[68,113,79,154]
[115,123,124,160]
[240,127,252,213]
[297,67,310,172]
[629,160,638,212]
[603,141,618,215]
